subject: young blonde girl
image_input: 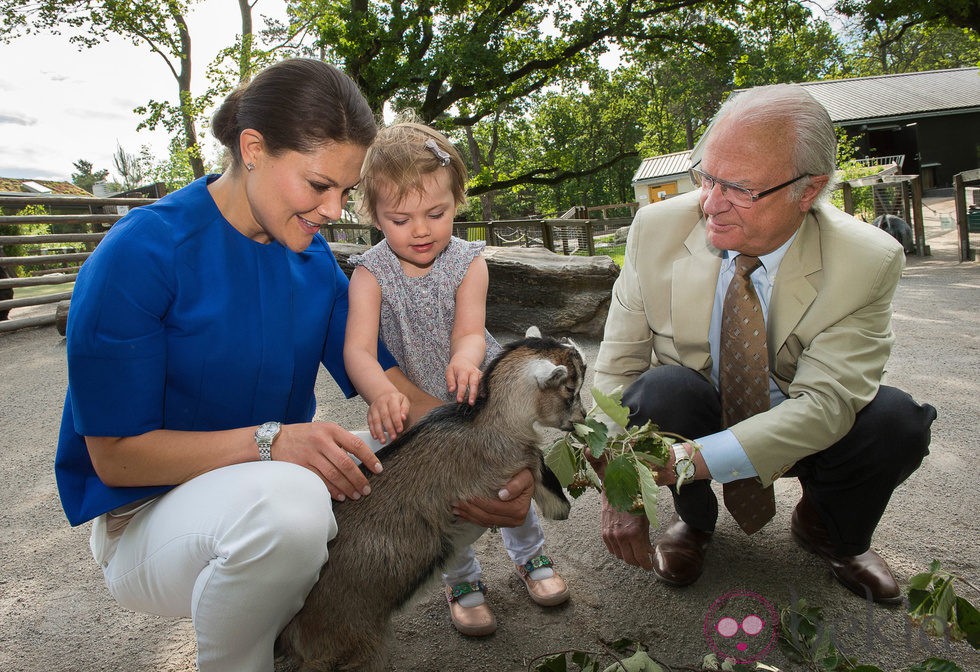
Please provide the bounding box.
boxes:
[343,122,570,637]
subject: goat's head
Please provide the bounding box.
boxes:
[481,333,587,432]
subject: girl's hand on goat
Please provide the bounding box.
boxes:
[446,356,482,405]
[600,492,654,570]
[366,391,410,443]
[275,422,382,502]
[452,468,534,527]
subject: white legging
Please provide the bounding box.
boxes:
[90,461,335,672]
[442,506,546,586]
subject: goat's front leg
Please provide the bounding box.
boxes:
[533,455,571,520]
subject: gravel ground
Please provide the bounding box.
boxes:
[1,226,977,672]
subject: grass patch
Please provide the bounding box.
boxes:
[14,282,75,299]
[579,242,625,268]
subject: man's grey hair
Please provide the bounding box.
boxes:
[714,83,837,201]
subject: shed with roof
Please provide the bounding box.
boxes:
[630,150,695,207]
[799,67,980,189]
[663,68,980,192]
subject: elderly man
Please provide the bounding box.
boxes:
[594,84,936,604]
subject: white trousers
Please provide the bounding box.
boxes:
[442,506,546,586]
[90,462,336,672]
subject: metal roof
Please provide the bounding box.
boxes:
[635,68,980,185]
[632,150,692,183]
[797,68,980,124]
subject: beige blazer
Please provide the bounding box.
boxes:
[594,191,905,486]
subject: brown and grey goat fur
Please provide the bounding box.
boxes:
[276,335,586,672]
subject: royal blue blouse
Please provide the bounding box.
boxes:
[55,175,394,526]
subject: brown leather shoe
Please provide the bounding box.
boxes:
[791,497,902,605]
[652,515,713,586]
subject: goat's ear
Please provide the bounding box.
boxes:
[559,336,584,359]
[529,359,567,389]
[525,325,542,339]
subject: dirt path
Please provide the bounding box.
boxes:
[1,230,977,672]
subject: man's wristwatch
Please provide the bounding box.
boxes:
[254,421,281,461]
[672,443,696,488]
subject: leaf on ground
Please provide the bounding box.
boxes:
[904,658,964,672]
[954,595,980,648]
[599,649,663,672]
[530,652,569,672]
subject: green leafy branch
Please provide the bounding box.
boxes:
[546,387,696,527]
[528,586,976,672]
[778,593,975,672]
[528,641,667,672]
[907,561,980,649]
[778,598,861,671]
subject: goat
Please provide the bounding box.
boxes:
[873,213,914,254]
[276,334,586,672]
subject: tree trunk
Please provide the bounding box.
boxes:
[238,0,254,83]
[464,125,495,221]
[175,12,205,178]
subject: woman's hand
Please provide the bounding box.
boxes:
[446,356,482,405]
[452,468,534,527]
[274,422,383,502]
[366,391,410,443]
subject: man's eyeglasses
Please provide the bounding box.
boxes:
[689,162,810,208]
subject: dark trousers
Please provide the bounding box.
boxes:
[622,366,937,555]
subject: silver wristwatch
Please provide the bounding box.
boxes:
[254,421,281,461]
[672,443,696,489]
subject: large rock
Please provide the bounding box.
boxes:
[330,243,619,337]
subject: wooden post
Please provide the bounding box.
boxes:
[842,182,854,215]
[953,173,976,262]
[56,300,70,336]
[909,176,929,256]
[541,220,554,252]
[585,220,595,256]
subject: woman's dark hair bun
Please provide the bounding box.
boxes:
[211,87,245,150]
[210,58,376,169]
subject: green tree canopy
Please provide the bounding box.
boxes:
[836,0,980,36]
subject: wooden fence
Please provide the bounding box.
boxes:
[952,168,980,262]
[320,218,610,256]
[1,194,632,333]
[838,173,929,257]
[0,194,156,333]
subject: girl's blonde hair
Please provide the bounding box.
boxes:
[358,121,467,225]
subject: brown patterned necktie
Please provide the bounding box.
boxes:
[719,254,777,534]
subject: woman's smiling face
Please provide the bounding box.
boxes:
[243,141,366,253]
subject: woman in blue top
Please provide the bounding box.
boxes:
[54,58,535,672]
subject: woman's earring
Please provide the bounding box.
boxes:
[246,162,255,172]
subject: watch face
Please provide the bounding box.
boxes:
[257,421,280,441]
[676,460,696,480]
